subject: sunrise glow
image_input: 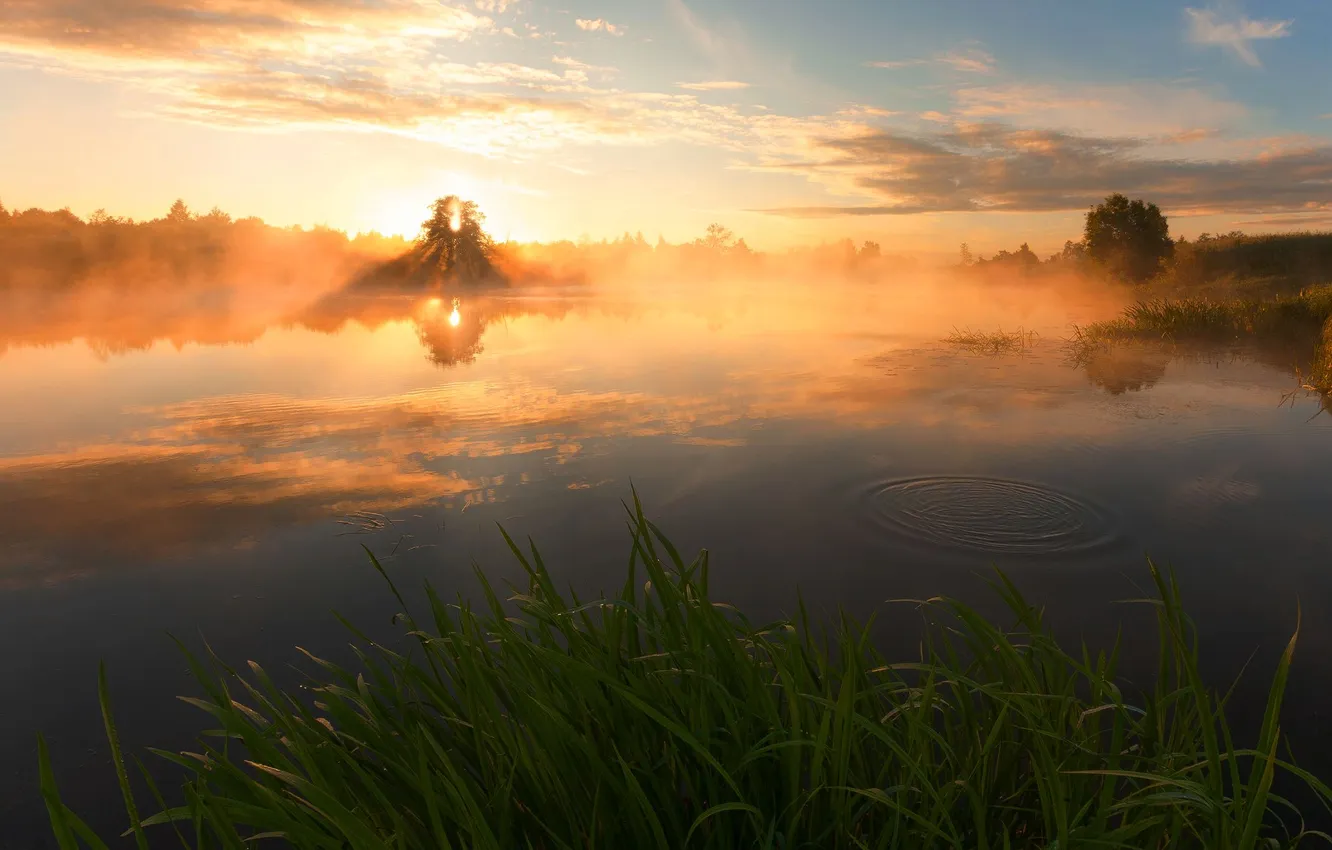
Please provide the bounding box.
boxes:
[1,2,1327,253]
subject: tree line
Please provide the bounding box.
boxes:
[960,193,1174,283]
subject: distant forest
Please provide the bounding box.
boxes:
[0,196,926,293]
[3,195,1331,294]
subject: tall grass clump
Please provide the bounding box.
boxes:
[41,496,1332,848]
[1071,284,1332,394]
[945,326,1038,355]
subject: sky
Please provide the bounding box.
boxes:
[1,0,1330,254]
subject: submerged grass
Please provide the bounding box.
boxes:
[946,326,1039,355]
[40,495,1332,848]
[1070,285,1332,394]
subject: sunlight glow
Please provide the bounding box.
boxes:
[449,298,462,327]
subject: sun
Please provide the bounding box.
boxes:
[361,172,530,241]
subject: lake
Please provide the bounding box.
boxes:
[3,278,1331,843]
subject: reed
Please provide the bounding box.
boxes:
[946,326,1038,355]
[40,495,1331,848]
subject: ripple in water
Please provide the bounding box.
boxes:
[862,476,1121,556]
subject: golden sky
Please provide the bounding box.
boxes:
[1,0,1330,253]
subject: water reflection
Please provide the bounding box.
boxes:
[7,267,1332,850]
[1080,348,1169,395]
[0,277,1329,587]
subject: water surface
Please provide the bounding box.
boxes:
[3,280,1331,841]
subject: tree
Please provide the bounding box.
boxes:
[1048,240,1086,266]
[977,243,1039,271]
[860,240,881,260]
[200,206,233,226]
[165,199,192,224]
[0,198,8,224]
[418,195,496,281]
[960,243,974,266]
[699,223,735,251]
[1084,194,1173,283]
[1014,243,1039,267]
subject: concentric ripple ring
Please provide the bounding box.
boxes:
[862,476,1121,556]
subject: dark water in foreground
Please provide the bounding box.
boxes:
[2,282,1331,843]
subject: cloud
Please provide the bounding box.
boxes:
[865,46,994,74]
[678,80,750,91]
[575,18,624,35]
[0,0,496,64]
[1185,7,1292,67]
[553,56,617,74]
[949,82,1247,139]
[756,122,1332,217]
[936,47,995,74]
[2,0,1321,226]
[1229,211,1332,228]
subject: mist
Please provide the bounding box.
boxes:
[0,201,1136,360]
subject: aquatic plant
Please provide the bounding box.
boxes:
[945,326,1038,355]
[40,496,1331,848]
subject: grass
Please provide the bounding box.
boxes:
[39,495,1332,848]
[1070,285,1332,394]
[946,326,1039,355]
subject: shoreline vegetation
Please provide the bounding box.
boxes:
[1070,286,1332,396]
[40,498,1332,848]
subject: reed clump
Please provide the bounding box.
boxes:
[1071,285,1332,394]
[40,497,1331,848]
[946,326,1038,355]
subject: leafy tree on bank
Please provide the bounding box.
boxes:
[418,195,496,281]
[1084,193,1173,283]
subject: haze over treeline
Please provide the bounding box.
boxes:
[4,193,1332,361]
[0,197,929,291]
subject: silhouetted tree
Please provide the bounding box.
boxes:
[200,206,232,226]
[1084,194,1173,283]
[860,240,881,260]
[976,242,1039,271]
[699,223,735,251]
[0,199,9,224]
[165,199,192,224]
[1047,239,1086,266]
[418,195,496,281]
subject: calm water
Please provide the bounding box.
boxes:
[3,280,1331,842]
